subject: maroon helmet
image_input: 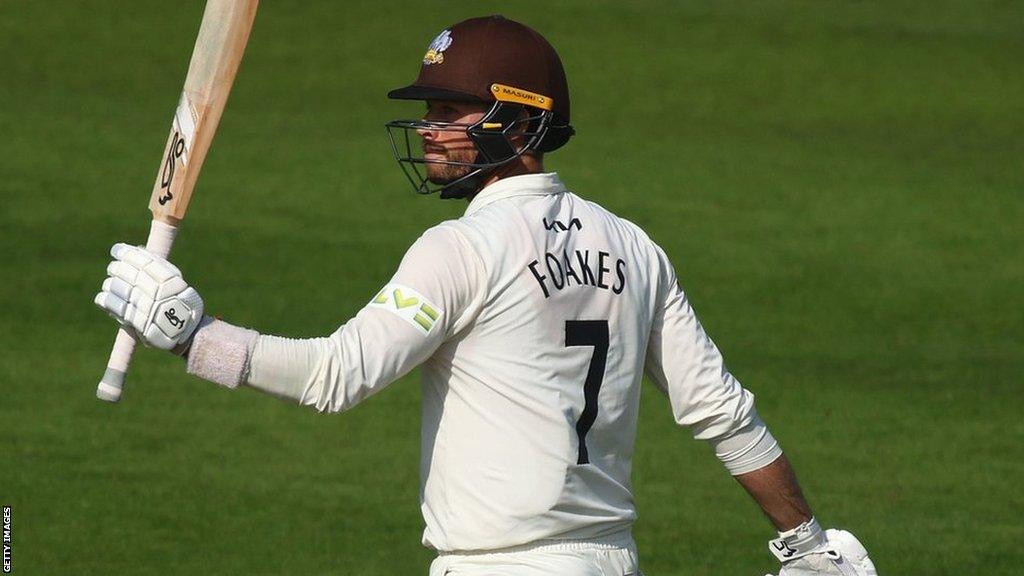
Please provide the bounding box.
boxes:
[386,16,575,198]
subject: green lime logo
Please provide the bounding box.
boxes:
[370,284,441,334]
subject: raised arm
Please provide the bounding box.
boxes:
[95,223,485,413]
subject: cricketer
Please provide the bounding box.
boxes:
[95,16,878,576]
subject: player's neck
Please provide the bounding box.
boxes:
[468,154,545,201]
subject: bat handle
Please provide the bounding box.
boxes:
[96,219,180,403]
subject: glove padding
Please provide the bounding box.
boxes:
[766,518,877,576]
[94,243,204,354]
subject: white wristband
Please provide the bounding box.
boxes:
[186,317,259,388]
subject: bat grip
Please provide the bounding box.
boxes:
[96,219,180,403]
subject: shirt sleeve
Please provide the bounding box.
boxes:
[245,223,486,413]
[644,243,782,474]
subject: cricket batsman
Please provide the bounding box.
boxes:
[95,15,878,575]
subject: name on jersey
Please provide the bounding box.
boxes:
[527,249,626,298]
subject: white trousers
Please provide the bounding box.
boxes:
[429,533,640,576]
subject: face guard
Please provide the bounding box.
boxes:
[386,99,554,199]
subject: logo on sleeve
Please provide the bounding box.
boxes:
[369,283,442,334]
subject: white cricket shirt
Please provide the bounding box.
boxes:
[243,172,773,552]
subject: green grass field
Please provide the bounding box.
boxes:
[2,1,1022,574]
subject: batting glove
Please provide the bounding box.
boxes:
[94,243,204,355]
[765,518,877,576]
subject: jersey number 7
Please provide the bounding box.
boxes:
[565,320,609,465]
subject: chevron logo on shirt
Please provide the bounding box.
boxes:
[370,283,442,334]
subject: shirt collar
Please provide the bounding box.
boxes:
[464,172,567,216]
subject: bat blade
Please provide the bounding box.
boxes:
[150,0,259,224]
[97,0,259,403]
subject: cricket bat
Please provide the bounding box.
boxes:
[96,0,259,403]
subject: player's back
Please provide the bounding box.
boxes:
[419,173,666,552]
